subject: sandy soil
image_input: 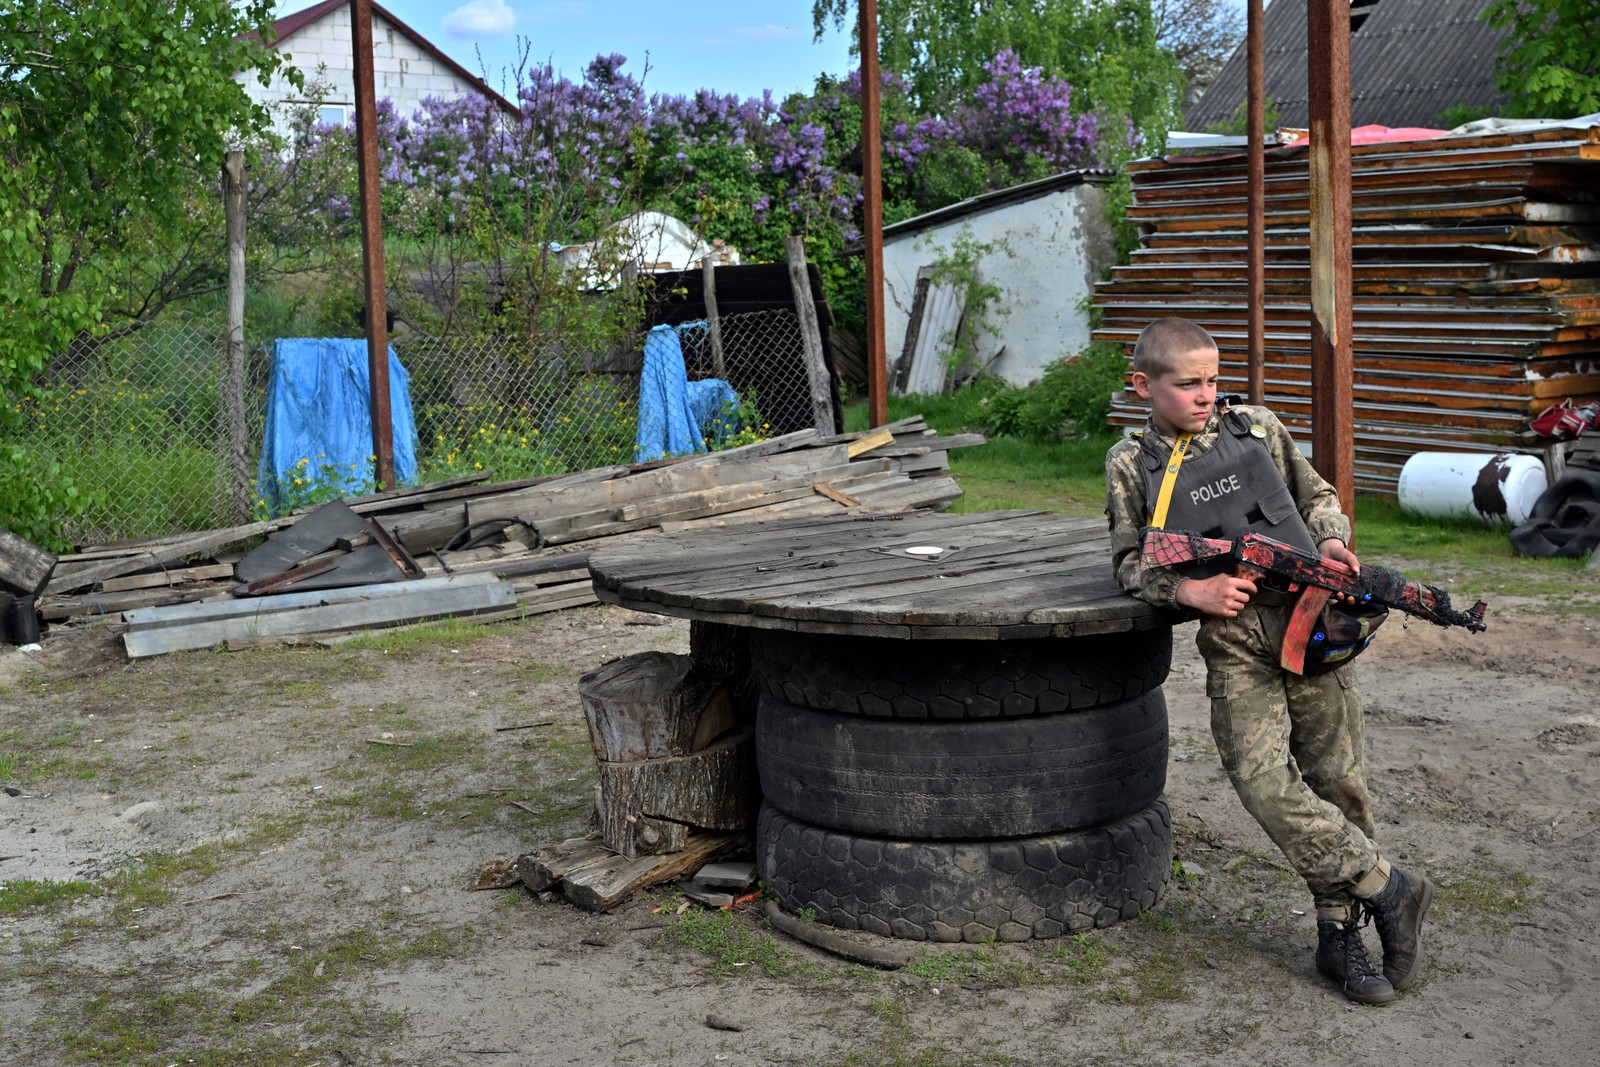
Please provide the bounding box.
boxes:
[1,583,1597,1067]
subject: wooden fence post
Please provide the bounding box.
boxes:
[701,255,727,379]
[222,149,251,524]
[785,235,836,433]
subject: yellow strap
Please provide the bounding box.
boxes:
[1148,433,1193,529]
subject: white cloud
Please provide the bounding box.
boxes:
[443,0,516,37]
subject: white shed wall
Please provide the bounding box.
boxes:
[883,181,1113,388]
[238,8,493,130]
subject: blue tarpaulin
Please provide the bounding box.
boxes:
[635,322,738,463]
[256,338,419,513]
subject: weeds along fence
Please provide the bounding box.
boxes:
[17,305,821,545]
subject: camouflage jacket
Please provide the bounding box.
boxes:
[1104,403,1353,609]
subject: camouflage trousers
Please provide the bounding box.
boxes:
[1196,603,1380,912]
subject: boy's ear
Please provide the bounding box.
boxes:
[1131,370,1153,400]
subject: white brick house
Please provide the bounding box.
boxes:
[240,0,517,129]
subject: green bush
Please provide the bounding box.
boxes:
[0,443,95,550]
[982,342,1128,443]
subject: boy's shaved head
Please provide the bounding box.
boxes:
[1133,317,1217,378]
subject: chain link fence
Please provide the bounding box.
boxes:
[15,303,827,545]
[681,307,829,441]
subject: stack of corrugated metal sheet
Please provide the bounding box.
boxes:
[1093,124,1600,493]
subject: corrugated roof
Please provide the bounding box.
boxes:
[1186,0,1513,131]
[264,0,519,116]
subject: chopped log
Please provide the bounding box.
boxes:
[621,813,688,855]
[0,526,58,598]
[559,832,744,911]
[517,837,615,892]
[578,651,731,762]
[595,729,755,858]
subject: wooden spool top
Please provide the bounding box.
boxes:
[588,510,1170,640]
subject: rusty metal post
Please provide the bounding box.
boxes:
[861,0,889,427]
[1246,0,1265,405]
[1306,0,1355,517]
[350,0,396,492]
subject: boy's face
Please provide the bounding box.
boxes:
[1132,346,1219,436]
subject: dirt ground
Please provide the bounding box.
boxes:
[1,574,1597,1067]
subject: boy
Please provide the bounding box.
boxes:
[1104,317,1433,1005]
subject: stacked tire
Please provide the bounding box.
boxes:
[752,627,1175,943]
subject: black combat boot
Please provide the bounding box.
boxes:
[1315,915,1396,1005]
[1363,865,1434,991]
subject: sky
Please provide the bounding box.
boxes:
[289,0,858,103]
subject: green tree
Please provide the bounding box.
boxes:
[0,0,291,543]
[1486,0,1600,117]
[1152,0,1245,102]
[811,0,1184,157]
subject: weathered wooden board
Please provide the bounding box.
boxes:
[588,512,1163,637]
[123,572,506,630]
[95,563,236,593]
[123,576,517,658]
[46,518,294,596]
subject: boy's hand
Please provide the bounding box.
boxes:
[1175,573,1258,617]
[1318,538,1362,605]
[1319,538,1360,573]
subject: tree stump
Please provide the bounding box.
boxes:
[0,526,56,598]
[579,651,756,858]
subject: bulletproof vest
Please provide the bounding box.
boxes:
[1140,409,1318,579]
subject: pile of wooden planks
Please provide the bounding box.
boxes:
[1094,123,1600,493]
[37,417,980,656]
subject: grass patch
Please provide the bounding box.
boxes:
[334,615,520,656]
[40,921,469,1066]
[0,878,99,917]
[663,904,806,978]
[1434,856,1536,924]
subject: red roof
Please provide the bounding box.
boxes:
[266,0,519,116]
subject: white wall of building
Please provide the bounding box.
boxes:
[238,7,495,130]
[883,178,1114,388]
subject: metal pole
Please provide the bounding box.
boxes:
[1246,0,1265,405]
[350,0,396,492]
[1306,0,1355,517]
[860,0,888,428]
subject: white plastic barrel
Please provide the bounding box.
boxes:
[1397,452,1547,526]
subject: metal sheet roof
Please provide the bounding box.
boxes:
[1186,0,1513,132]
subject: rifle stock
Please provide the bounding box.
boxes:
[1140,527,1488,633]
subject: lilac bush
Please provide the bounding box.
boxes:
[947,50,1104,175]
[268,49,1110,336]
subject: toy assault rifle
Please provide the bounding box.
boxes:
[1140,528,1488,673]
